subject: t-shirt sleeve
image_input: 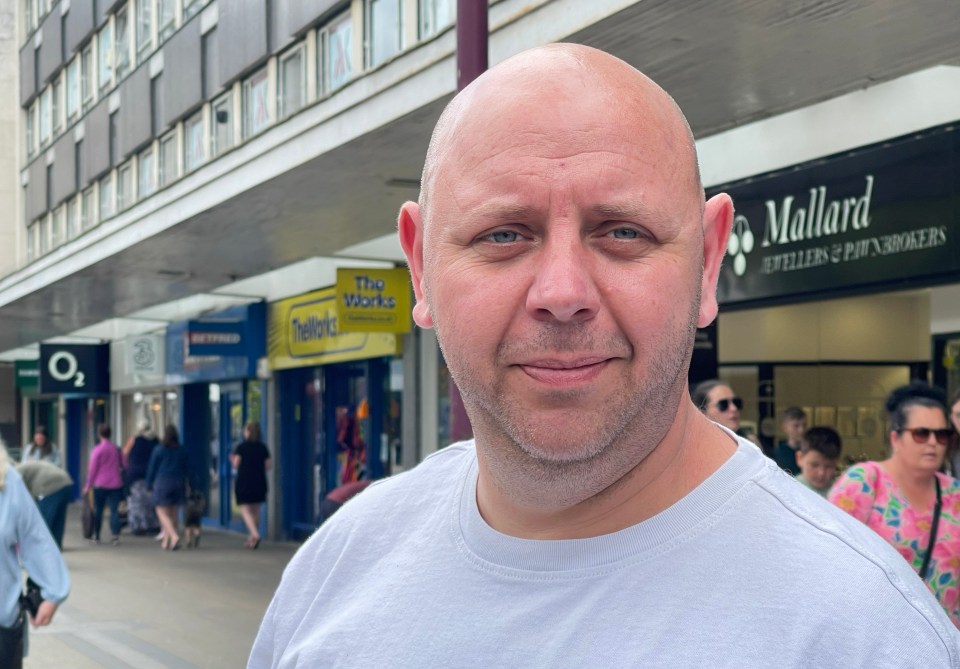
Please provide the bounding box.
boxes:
[827,464,877,524]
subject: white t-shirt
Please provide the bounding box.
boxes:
[249,438,960,668]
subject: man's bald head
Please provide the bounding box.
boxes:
[418,44,702,225]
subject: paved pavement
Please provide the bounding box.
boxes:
[26,504,300,669]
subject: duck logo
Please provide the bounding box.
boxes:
[727,214,754,277]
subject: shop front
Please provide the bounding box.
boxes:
[111,332,179,450]
[270,271,407,540]
[711,122,960,461]
[165,302,267,533]
[35,343,111,495]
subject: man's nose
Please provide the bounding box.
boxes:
[525,236,600,323]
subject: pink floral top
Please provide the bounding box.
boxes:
[828,462,960,628]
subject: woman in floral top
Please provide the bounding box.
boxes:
[829,382,960,628]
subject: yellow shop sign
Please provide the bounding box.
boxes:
[335,268,412,333]
[268,288,399,370]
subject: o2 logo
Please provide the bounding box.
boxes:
[47,351,86,388]
[727,214,754,277]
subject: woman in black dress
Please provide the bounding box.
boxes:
[231,421,270,549]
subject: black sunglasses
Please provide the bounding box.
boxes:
[899,427,953,446]
[713,397,743,412]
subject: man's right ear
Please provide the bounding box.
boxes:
[398,201,433,329]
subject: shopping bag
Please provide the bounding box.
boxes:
[81,491,94,540]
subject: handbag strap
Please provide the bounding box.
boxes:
[918,476,942,581]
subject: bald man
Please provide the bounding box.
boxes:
[250,45,960,667]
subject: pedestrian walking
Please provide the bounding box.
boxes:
[146,425,190,551]
[122,419,161,535]
[231,421,270,549]
[83,424,125,545]
[20,426,60,468]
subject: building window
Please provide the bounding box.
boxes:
[159,132,177,187]
[136,0,153,64]
[98,22,113,92]
[184,0,205,20]
[419,0,454,38]
[138,149,155,198]
[39,87,51,146]
[201,28,218,99]
[366,0,401,68]
[158,0,176,40]
[51,76,62,135]
[66,58,80,121]
[51,206,64,248]
[211,93,232,157]
[242,67,270,138]
[39,216,50,255]
[81,187,94,230]
[23,0,33,35]
[27,222,37,262]
[116,6,132,79]
[99,174,115,220]
[66,198,79,239]
[184,111,204,172]
[279,44,305,118]
[81,44,95,111]
[326,12,353,92]
[26,103,35,159]
[117,162,134,210]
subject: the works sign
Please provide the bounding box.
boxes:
[714,124,960,306]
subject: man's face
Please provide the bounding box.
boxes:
[783,418,806,446]
[403,75,723,468]
[796,449,837,490]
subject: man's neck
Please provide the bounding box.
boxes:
[474,408,738,540]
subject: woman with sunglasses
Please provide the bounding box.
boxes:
[691,380,763,450]
[829,382,960,628]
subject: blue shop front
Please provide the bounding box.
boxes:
[165,302,267,533]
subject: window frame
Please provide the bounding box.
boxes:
[51,74,62,135]
[138,148,156,199]
[26,103,36,159]
[183,110,204,172]
[419,0,455,39]
[158,0,177,41]
[183,0,205,20]
[81,187,95,231]
[365,0,402,69]
[324,11,353,93]
[136,0,154,64]
[98,22,114,93]
[210,92,233,157]
[115,5,133,80]
[242,66,271,139]
[117,161,134,211]
[27,221,38,263]
[38,87,51,146]
[66,197,80,240]
[159,130,178,187]
[38,215,50,255]
[81,44,95,111]
[66,57,81,122]
[278,43,306,119]
[99,173,115,220]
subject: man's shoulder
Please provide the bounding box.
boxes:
[746,459,957,640]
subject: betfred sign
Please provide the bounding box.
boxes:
[185,321,245,357]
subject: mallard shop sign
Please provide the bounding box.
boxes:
[715,125,960,306]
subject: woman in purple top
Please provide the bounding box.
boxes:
[83,424,125,545]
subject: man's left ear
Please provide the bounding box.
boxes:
[697,193,733,328]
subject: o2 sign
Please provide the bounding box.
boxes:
[39,344,110,394]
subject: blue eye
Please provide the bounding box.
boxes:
[611,228,639,239]
[488,231,519,243]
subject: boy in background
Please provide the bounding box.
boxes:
[796,426,842,497]
[772,407,807,475]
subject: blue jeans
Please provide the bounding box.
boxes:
[36,485,71,549]
[93,487,124,540]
